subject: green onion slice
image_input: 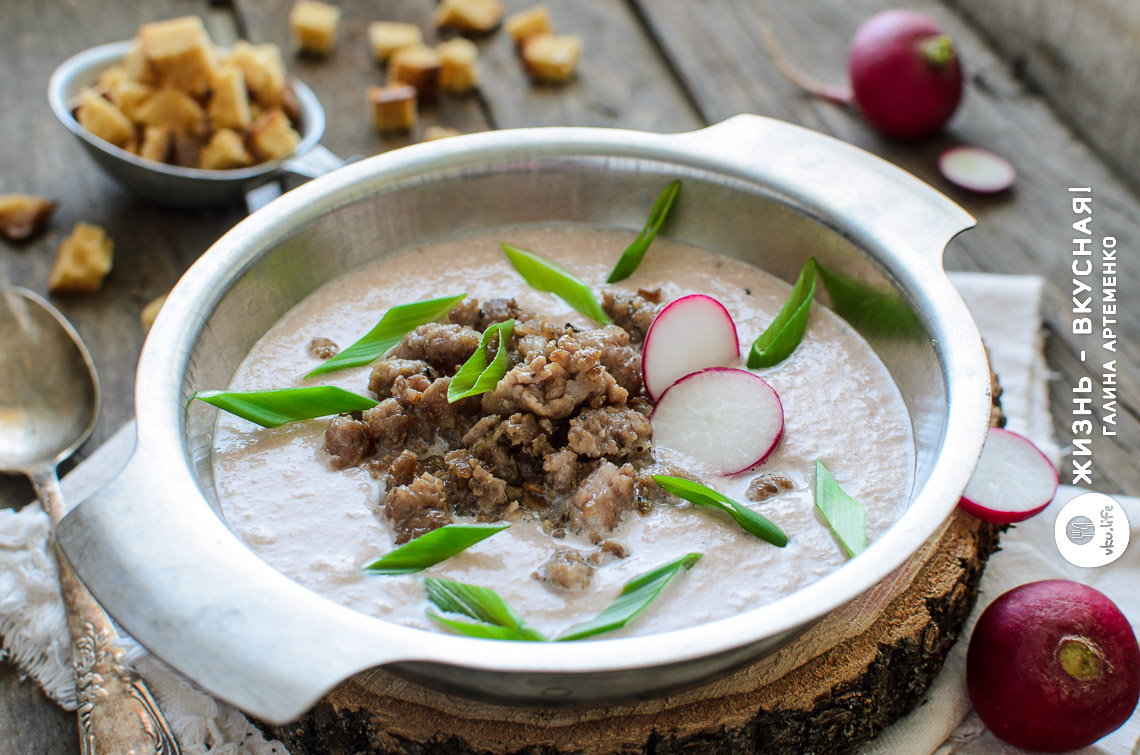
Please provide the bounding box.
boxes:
[194,386,377,428]
[606,179,682,283]
[747,258,817,369]
[814,460,867,558]
[447,319,514,403]
[501,243,611,324]
[652,476,788,546]
[558,553,702,641]
[306,294,466,378]
[363,523,509,575]
[424,578,548,642]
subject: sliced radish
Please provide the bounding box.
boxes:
[650,368,783,475]
[939,146,1017,194]
[959,428,1058,524]
[642,294,739,400]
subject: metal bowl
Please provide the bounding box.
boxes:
[57,115,990,724]
[47,41,342,208]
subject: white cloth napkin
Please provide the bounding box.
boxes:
[0,273,1135,754]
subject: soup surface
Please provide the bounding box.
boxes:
[211,225,914,638]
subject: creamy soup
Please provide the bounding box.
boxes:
[211,225,914,639]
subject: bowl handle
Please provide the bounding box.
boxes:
[245,144,359,213]
[55,431,419,724]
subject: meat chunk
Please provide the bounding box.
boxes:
[368,358,436,398]
[635,462,698,505]
[445,297,481,328]
[600,288,661,343]
[324,416,375,468]
[384,472,451,543]
[567,461,636,535]
[568,406,652,459]
[535,548,593,591]
[392,322,482,374]
[543,449,578,495]
[411,376,481,442]
[746,473,795,502]
[385,449,419,487]
[362,398,412,448]
[442,448,511,515]
[307,337,339,359]
[576,326,643,395]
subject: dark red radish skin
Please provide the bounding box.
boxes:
[641,294,740,401]
[958,428,1059,525]
[939,146,1017,194]
[967,580,1140,752]
[848,10,964,140]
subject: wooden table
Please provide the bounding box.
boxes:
[2,0,1137,751]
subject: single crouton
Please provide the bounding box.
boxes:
[224,41,288,108]
[133,85,207,133]
[139,16,217,96]
[208,64,252,130]
[249,101,265,122]
[422,125,462,142]
[0,194,57,241]
[199,129,255,170]
[95,66,129,98]
[137,125,174,163]
[141,294,168,332]
[171,131,207,168]
[388,44,441,99]
[434,0,504,34]
[109,80,155,122]
[48,223,114,295]
[368,84,417,133]
[248,108,301,161]
[521,33,580,83]
[368,21,422,63]
[123,38,157,84]
[437,38,479,94]
[504,5,552,44]
[290,0,341,55]
[76,88,135,149]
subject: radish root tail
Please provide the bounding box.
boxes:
[759,21,852,105]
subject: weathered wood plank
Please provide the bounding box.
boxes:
[634,0,1140,495]
[0,662,77,755]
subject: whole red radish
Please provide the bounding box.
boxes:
[967,580,1140,752]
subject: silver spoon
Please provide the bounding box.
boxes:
[0,288,179,755]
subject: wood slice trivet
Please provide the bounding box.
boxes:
[261,370,1006,755]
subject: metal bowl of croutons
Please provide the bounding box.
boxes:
[48,18,335,208]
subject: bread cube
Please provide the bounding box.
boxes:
[248,108,301,161]
[437,38,479,94]
[48,223,114,295]
[110,80,155,122]
[137,125,173,163]
[0,194,57,241]
[434,0,503,34]
[224,41,288,108]
[123,38,157,84]
[141,294,168,332]
[388,44,441,99]
[422,125,461,142]
[200,129,255,170]
[504,5,552,44]
[521,33,580,83]
[290,0,341,55]
[139,16,217,96]
[76,88,135,149]
[208,65,252,130]
[368,84,417,133]
[368,21,422,63]
[95,65,129,97]
[134,85,207,133]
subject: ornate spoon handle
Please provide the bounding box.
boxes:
[34,470,181,755]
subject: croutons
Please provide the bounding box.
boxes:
[433,0,504,34]
[110,81,155,122]
[123,38,157,84]
[504,5,552,44]
[368,21,422,63]
[388,44,441,99]
[199,129,255,170]
[208,65,252,130]
[137,125,174,163]
[133,85,207,134]
[521,33,581,83]
[141,294,168,332]
[437,38,479,94]
[76,88,135,149]
[224,41,288,109]
[48,223,114,295]
[290,0,341,55]
[171,132,207,168]
[248,108,301,162]
[95,66,129,97]
[0,194,57,241]
[368,84,418,133]
[422,126,462,142]
[139,16,217,96]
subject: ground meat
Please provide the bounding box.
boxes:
[442,448,512,515]
[392,323,482,374]
[568,406,652,459]
[385,449,419,487]
[368,358,436,398]
[446,297,521,330]
[576,325,643,395]
[535,548,593,591]
[543,449,579,495]
[384,472,451,543]
[307,337,339,359]
[324,416,375,469]
[445,298,481,328]
[567,461,637,536]
[410,376,481,442]
[587,539,628,566]
[600,289,661,343]
[746,473,795,502]
[635,462,699,505]
[362,398,412,448]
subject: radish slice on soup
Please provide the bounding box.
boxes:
[958,428,1058,524]
[650,368,783,475]
[642,294,739,400]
